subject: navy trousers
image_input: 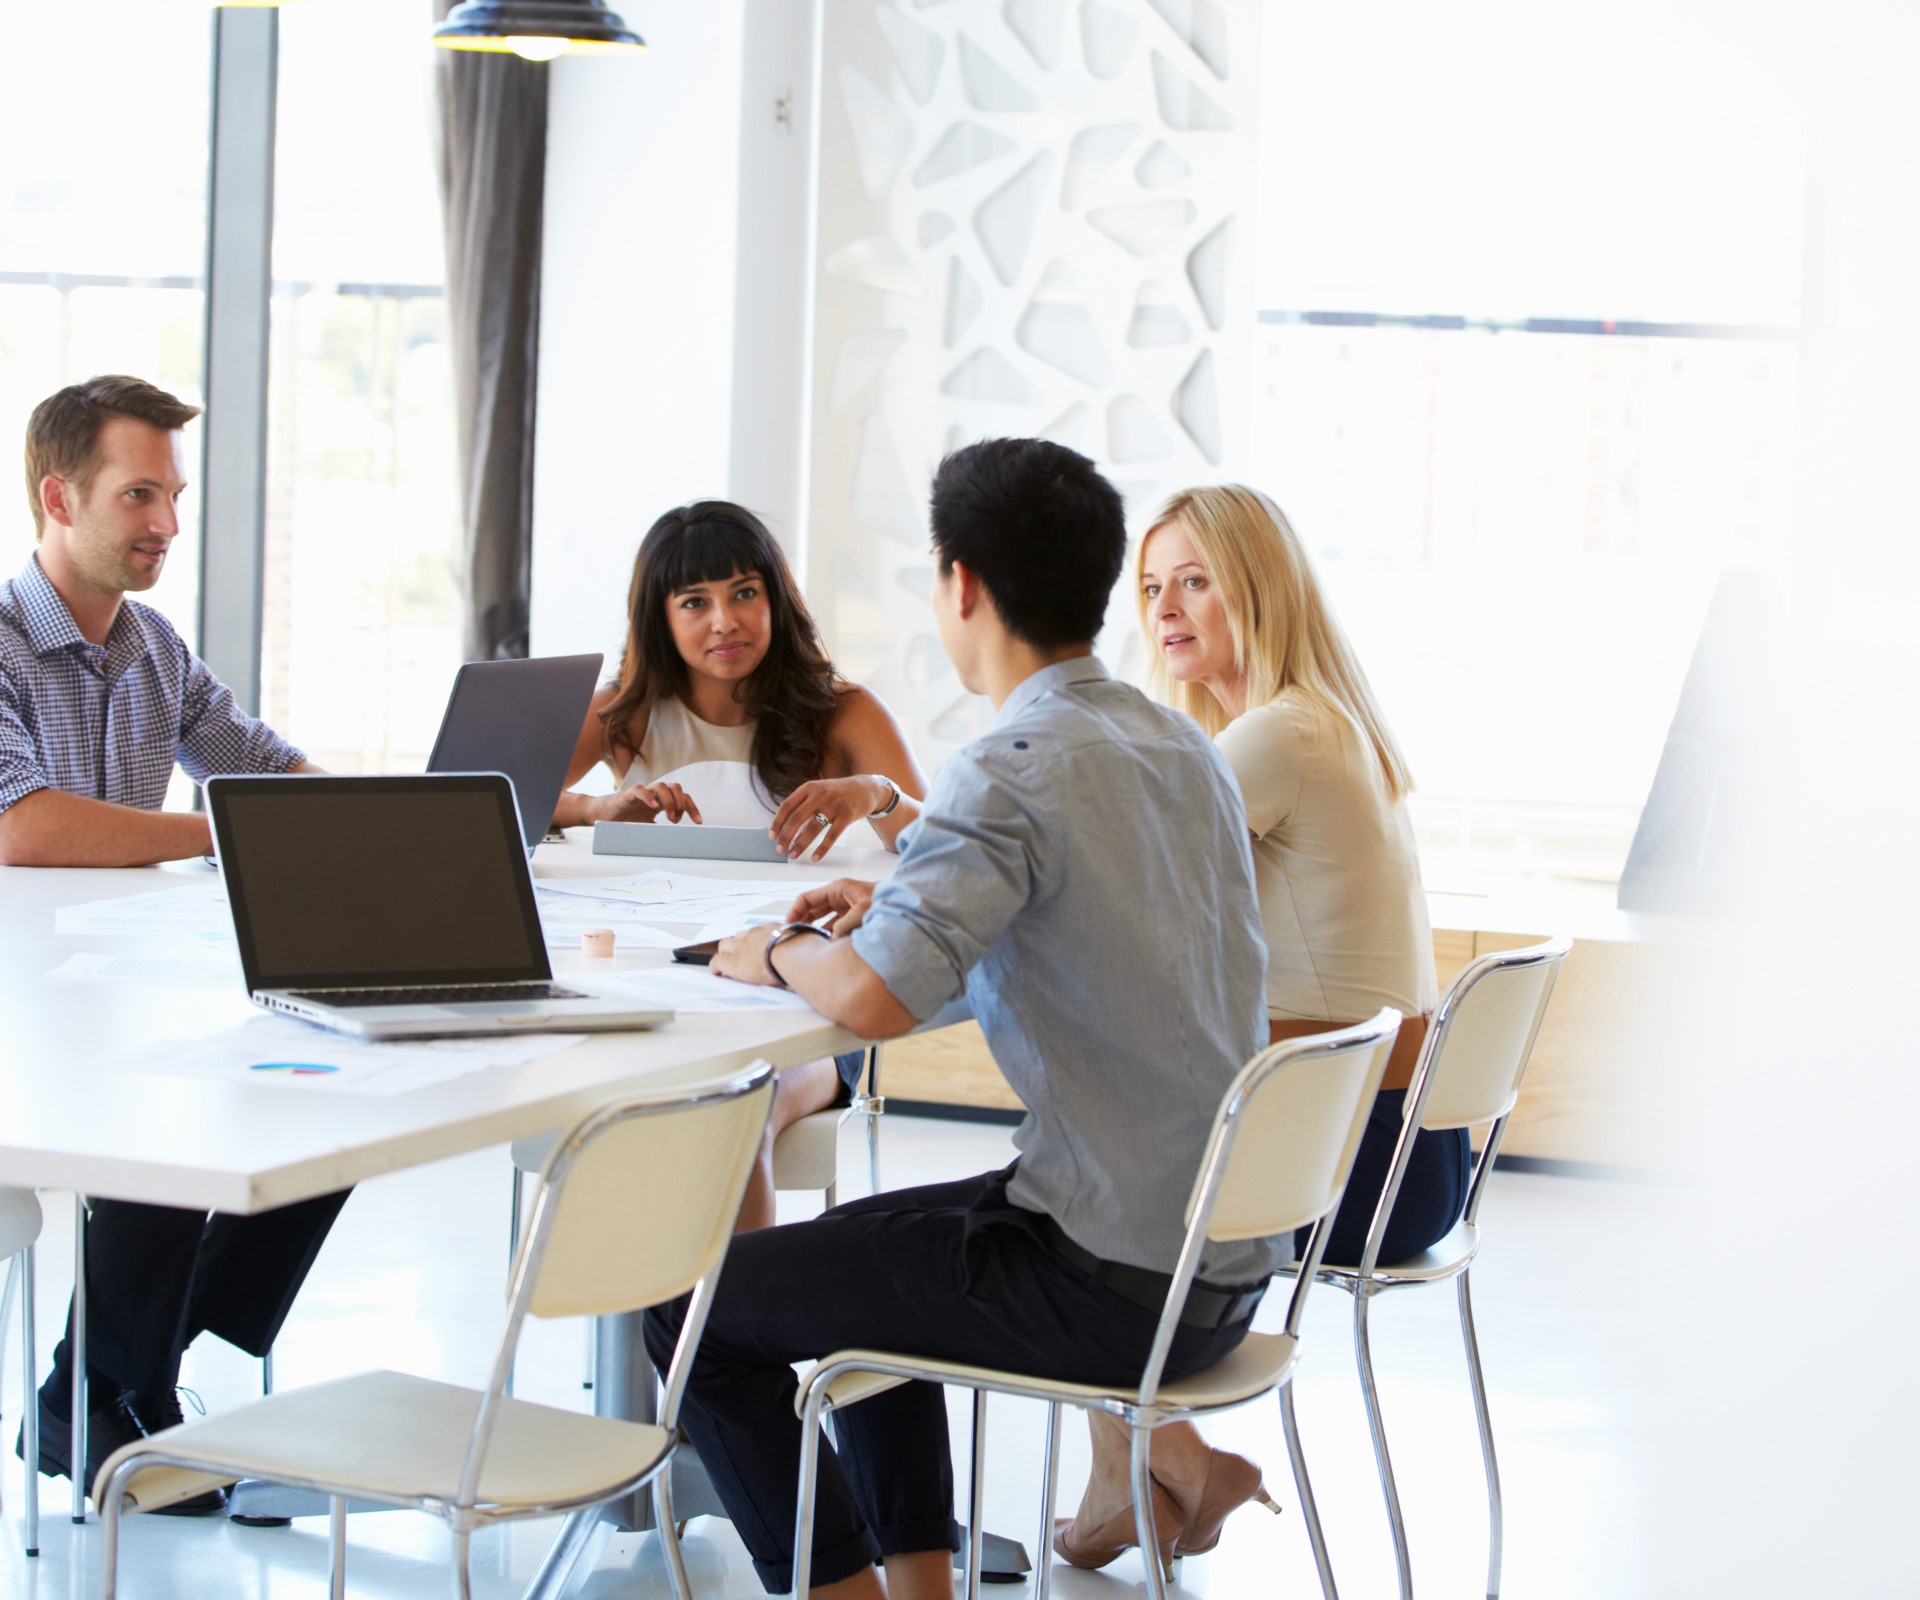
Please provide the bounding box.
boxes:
[642,1168,1261,1593]
[1301,1088,1472,1268]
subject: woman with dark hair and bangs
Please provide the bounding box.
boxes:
[553,500,928,1227]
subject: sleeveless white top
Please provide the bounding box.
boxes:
[617,695,774,827]
[1213,690,1437,1022]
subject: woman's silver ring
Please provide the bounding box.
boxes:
[812,812,831,828]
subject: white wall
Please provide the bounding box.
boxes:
[532,1,809,665]
[800,0,1263,765]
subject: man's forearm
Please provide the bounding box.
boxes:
[0,788,212,867]
[766,934,919,1040]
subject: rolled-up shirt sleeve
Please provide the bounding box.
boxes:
[0,671,51,815]
[850,749,1038,1022]
[176,649,305,781]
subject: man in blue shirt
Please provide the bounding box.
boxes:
[4,376,344,1515]
[646,439,1271,1599]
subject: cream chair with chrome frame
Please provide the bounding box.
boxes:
[504,1044,885,1398]
[1288,936,1569,1600]
[91,1063,777,1600]
[791,1010,1405,1600]
[0,1187,44,1556]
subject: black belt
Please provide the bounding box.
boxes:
[1036,1215,1265,1331]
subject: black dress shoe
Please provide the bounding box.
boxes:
[16,1386,228,1516]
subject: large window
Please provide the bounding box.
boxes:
[1249,6,1804,893]
[266,0,463,772]
[0,1,210,638]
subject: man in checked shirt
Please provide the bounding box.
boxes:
[3,376,344,1516]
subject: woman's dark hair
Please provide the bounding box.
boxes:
[600,501,841,805]
[929,437,1125,647]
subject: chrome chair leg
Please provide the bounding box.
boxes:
[329,1494,348,1600]
[71,1195,86,1525]
[583,1319,596,1391]
[20,1246,39,1557]
[863,1046,882,1196]
[450,1526,474,1600]
[1129,1420,1169,1600]
[262,1348,274,1396]
[965,1391,988,1600]
[655,1463,694,1600]
[0,1252,18,1391]
[1355,1291,1414,1600]
[1458,1269,1503,1600]
[792,1387,827,1598]
[1034,1400,1062,1600]
[1281,1381,1337,1600]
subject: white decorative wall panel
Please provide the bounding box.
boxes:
[803,0,1260,766]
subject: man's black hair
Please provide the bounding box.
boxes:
[928,438,1126,649]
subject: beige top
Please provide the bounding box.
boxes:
[1214,690,1437,1022]
[617,695,772,827]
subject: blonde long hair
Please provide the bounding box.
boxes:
[1136,484,1413,801]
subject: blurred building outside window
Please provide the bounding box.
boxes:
[1248,6,1803,899]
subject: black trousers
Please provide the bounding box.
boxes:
[49,1190,351,1403]
[1302,1088,1472,1269]
[642,1168,1261,1594]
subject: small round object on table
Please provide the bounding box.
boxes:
[581,928,616,958]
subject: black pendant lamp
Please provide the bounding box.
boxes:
[433,0,645,62]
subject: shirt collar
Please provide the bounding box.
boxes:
[993,653,1110,729]
[11,554,95,658]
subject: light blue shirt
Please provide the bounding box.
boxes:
[853,656,1274,1281]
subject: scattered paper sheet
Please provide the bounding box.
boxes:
[97,1016,588,1097]
[534,870,822,929]
[584,963,819,1013]
[54,883,232,939]
[49,950,242,989]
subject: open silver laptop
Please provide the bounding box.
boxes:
[205,772,672,1040]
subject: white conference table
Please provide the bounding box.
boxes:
[0,829,895,1588]
[0,834,890,1212]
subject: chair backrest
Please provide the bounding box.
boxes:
[1134,1011,1399,1404]
[454,1063,774,1510]
[520,1067,775,1319]
[1353,936,1570,1278]
[1200,1013,1401,1244]
[0,1187,42,1258]
[1416,938,1571,1131]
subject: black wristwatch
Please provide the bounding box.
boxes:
[763,921,831,987]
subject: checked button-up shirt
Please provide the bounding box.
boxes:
[0,553,303,816]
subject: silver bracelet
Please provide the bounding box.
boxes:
[868,775,903,818]
[763,921,831,987]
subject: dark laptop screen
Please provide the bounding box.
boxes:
[210,776,549,991]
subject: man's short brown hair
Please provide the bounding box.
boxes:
[24,375,202,539]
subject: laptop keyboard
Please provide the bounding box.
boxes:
[285,982,589,1008]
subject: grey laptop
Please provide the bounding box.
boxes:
[206,772,671,1040]
[428,653,603,851]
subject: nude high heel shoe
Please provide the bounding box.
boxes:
[1156,1447,1282,1558]
[1052,1478,1182,1581]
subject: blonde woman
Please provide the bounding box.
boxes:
[1055,485,1468,1570]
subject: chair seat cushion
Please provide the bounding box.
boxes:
[0,1187,42,1257]
[770,1110,840,1191]
[1298,1220,1482,1288]
[99,1370,671,1516]
[797,1332,1299,1420]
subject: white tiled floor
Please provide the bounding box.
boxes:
[0,1116,1650,1598]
